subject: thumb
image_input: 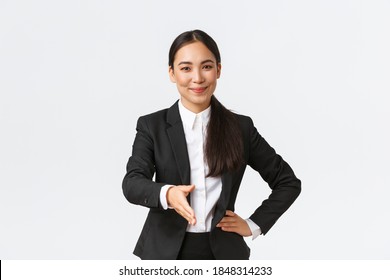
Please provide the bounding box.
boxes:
[180,184,195,194]
[187,184,195,192]
[225,210,235,217]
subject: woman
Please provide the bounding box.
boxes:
[122,30,301,260]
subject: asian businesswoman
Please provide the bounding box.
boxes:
[122,29,301,260]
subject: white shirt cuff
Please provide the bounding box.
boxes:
[160,185,174,210]
[246,218,262,240]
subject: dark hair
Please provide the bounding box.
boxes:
[169,30,221,69]
[169,30,244,177]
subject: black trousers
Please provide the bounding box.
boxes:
[177,232,215,260]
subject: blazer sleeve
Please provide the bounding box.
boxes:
[246,117,301,235]
[122,116,165,209]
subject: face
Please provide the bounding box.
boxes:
[169,41,221,113]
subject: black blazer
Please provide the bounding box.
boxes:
[122,100,301,260]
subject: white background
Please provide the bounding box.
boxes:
[0,0,389,259]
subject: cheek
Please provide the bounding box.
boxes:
[206,71,218,81]
[175,75,190,87]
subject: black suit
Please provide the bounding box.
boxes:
[122,100,301,260]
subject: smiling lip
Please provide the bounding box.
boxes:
[190,87,207,94]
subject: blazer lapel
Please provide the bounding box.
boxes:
[165,101,236,226]
[166,101,191,185]
[211,172,234,228]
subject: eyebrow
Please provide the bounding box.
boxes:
[177,59,215,66]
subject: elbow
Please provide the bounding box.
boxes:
[122,175,136,204]
[293,178,302,200]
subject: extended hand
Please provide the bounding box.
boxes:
[216,210,252,237]
[167,185,196,225]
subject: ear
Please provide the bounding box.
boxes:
[169,66,176,83]
[217,63,222,79]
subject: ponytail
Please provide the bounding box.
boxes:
[205,96,244,177]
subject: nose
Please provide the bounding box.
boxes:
[192,68,204,84]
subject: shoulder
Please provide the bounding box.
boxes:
[138,100,179,125]
[139,108,169,122]
[231,111,255,129]
[135,108,169,133]
[136,100,180,133]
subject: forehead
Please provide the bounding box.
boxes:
[174,41,216,64]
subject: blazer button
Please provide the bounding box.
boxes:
[144,198,148,204]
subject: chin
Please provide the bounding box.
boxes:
[192,96,211,104]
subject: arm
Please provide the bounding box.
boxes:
[247,117,301,235]
[217,117,300,237]
[122,116,165,208]
[122,116,197,224]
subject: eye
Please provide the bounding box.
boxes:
[180,66,191,71]
[203,65,213,70]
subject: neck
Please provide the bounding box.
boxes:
[180,99,211,114]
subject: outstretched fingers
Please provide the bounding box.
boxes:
[167,185,196,225]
